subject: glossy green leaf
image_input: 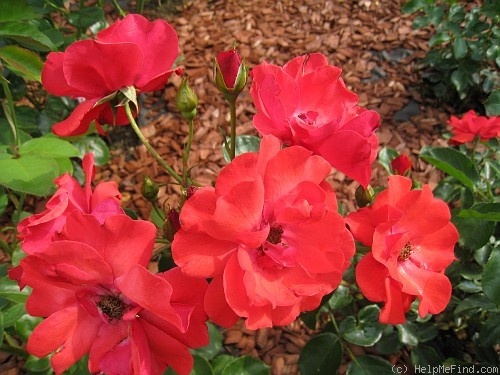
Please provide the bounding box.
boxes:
[0,155,59,196]
[346,355,394,375]
[340,305,383,346]
[0,186,7,216]
[0,21,57,51]
[211,354,235,375]
[396,321,419,346]
[454,294,496,316]
[401,0,426,14]
[327,284,353,310]
[73,136,110,166]
[24,355,51,372]
[479,312,500,347]
[0,276,30,303]
[3,303,26,328]
[0,311,4,344]
[377,147,399,174]
[451,69,469,97]
[194,323,223,360]
[191,354,214,375]
[220,356,269,375]
[457,203,500,221]
[67,6,105,29]
[419,146,480,191]
[0,0,41,22]
[15,314,41,342]
[452,214,496,250]
[222,135,261,162]
[0,45,43,82]
[453,37,467,59]
[484,90,500,116]
[375,332,401,355]
[411,344,443,367]
[483,249,500,305]
[429,32,451,47]
[20,136,80,159]
[299,332,342,375]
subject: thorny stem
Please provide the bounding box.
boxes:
[228,98,237,160]
[124,102,183,185]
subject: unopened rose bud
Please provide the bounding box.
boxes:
[175,77,198,121]
[214,49,247,101]
[185,185,198,200]
[164,208,181,242]
[141,176,159,202]
[391,154,412,176]
[355,184,375,208]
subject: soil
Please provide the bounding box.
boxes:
[0,0,461,374]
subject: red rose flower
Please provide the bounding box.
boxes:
[16,212,208,375]
[172,135,355,329]
[250,53,380,187]
[390,154,412,175]
[448,110,500,144]
[216,49,241,90]
[42,14,179,136]
[17,153,122,255]
[345,176,458,324]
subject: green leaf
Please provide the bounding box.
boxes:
[429,32,451,47]
[220,356,269,375]
[67,6,105,29]
[0,0,41,22]
[377,147,399,174]
[0,276,30,303]
[453,37,468,59]
[24,355,51,372]
[15,314,41,342]
[419,146,480,191]
[0,45,43,82]
[452,214,496,250]
[0,155,59,196]
[194,323,223,360]
[454,294,496,316]
[20,136,80,159]
[411,344,443,367]
[212,355,235,375]
[451,69,469,97]
[73,136,110,166]
[298,332,342,375]
[222,135,261,163]
[457,203,500,221]
[483,249,500,305]
[484,90,500,116]
[191,354,214,375]
[3,303,26,328]
[0,311,4,344]
[375,332,401,355]
[0,186,8,216]
[340,305,383,346]
[0,21,58,51]
[396,321,419,346]
[479,312,500,347]
[327,284,353,310]
[401,0,426,14]
[346,355,394,375]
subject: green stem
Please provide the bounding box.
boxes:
[153,202,166,222]
[110,0,126,17]
[136,0,145,14]
[124,102,183,185]
[182,118,195,187]
[228,98,237,160]
[0,76,21,152]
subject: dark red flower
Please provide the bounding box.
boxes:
[214,49,247,98]
[172,135,355,329]
[42,14,179,136]
[250,53,380,187]
[390,154,412,175]
[17,153,122,255]
[448,110,500,144]
[16,212,208,375]
[345,176,458,324]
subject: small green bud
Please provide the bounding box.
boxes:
[141,176,159,202]
[355,184,375,208]
[175,78,198,121]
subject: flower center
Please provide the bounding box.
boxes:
[297,111,319,126]
[97,295,127,321]
[398,242,414,261]
[267,226,284,245]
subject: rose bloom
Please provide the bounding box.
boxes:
[13,212,208,375]
[42,14,179,136]
[345,175,458,324]
[216,49,242,90]
[250,53,380,187]
[172,135,355,329]
[17,153,122,255]
[448,109,500,144]
[390,154,412,175]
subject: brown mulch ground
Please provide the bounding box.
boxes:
[95,1,453,374]
[0,0,458,374]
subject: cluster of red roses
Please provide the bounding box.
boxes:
[10,13,466,375]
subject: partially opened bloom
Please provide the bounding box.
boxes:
[214,49,247,99]
[390,154,412,175]
[448,110,500,144]
[172,135,355,329]
[250,53,380,187]
[345,175,458,324]
[16,212,208,375]
[42,14,179,136]
[17,153,123,255]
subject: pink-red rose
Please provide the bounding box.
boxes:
[42,14,179,136]
[345,175,458,324]
[216,49,242,90]
[16,212,208,375]
[172,135,355,329]
[448,110,500,144]
[250,53,380,187]
[17,153,123,255]
[390,154,412,175]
